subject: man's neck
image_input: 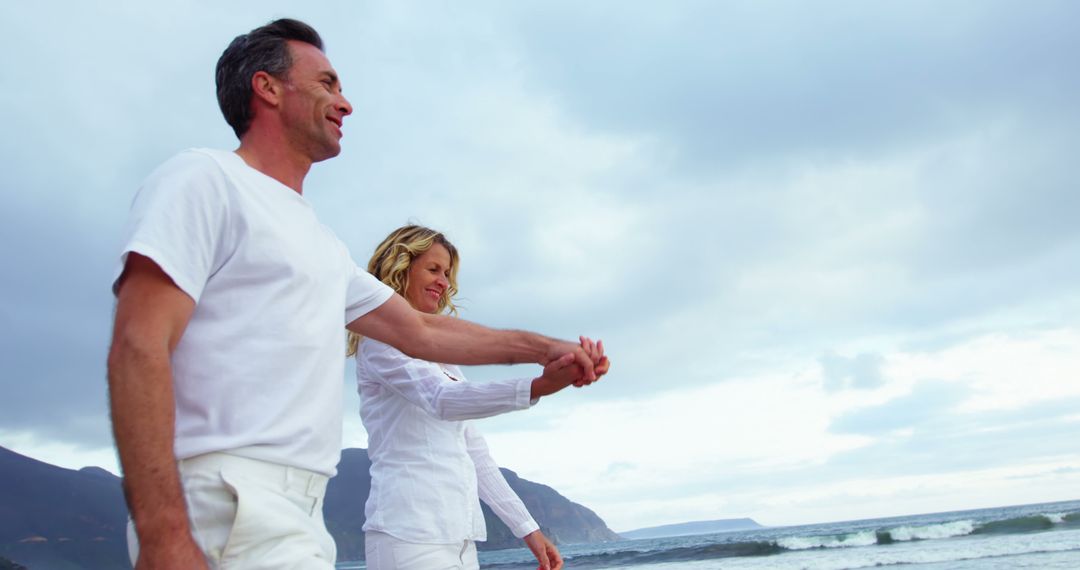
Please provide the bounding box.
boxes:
[234,131,312,195]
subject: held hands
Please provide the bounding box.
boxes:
[532,336,610,399]
[574,336,609,387]
[523,530,563,570]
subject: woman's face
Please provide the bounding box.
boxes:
[404,244,452,314]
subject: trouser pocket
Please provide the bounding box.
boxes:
[217,467,333,569]
[183,468,240,565]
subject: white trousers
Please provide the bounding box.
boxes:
[364,531,479,570]
[127,452,336,569]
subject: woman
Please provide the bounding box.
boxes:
[349,225,607,570]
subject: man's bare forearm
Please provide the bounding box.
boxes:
[107,255,213,568]
[107,335,192,546]
[350,294,595,378]
[401,312,554,365]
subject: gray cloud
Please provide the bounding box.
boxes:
[1008,466,1080,480]
[501,1,1080,169]
[829,381,969,435]
[632,395,1080,503]
[2,0,1079,477]
[820,352,886,392]
[0,208,115,446]
[825,395,1080,477]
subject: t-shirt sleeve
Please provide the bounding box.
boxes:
[344,262,394,324]
[112,151,230,303]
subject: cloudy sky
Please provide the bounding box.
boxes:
[2,1,1079,532]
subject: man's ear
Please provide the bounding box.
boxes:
[251,70,283,106]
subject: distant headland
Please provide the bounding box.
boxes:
[620,518,764,540]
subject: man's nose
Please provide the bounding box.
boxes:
[338,93,353,117]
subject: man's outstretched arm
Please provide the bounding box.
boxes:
[348,293,604,382]
[108,253,208,570]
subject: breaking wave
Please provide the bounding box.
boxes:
[882,520,976,542]
[777,530,877,550]
[480,507,1080,569]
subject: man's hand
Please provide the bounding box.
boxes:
[545,336,610,387]
[135,535,208,570]
[523,530,563,570]
[543,337,604,384]
[533,337,610,399]
[593,355,611,378]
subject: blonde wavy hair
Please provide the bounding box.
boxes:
[346,225,460,356]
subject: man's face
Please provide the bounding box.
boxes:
[278,40,352,163]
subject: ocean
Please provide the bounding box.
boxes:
[337,499,1080,569]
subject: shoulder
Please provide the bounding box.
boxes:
[148,148,228,179]
[357,337,407,363]
[137,148,232,202]
[357,337,443,377]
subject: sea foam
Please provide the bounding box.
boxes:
[887,520,975,541]
[776,530,877,550]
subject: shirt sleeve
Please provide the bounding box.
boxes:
[359,341,534,421]
[112,150,230,302]
[467,423,540,539]
[343,261,394,324]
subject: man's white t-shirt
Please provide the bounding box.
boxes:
[114,148,393,476]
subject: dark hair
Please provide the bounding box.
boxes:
[215,18,324,139]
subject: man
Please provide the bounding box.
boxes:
[108,18,607,570]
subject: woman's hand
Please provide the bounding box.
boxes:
[530,353,582,399]
[523,530,563,570]
[531,337,611,399]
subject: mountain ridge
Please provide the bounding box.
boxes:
[0,445,620,568]
[0,446,129,569]
[325,448,621,559]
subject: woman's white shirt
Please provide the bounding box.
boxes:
[356,338,541,543]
